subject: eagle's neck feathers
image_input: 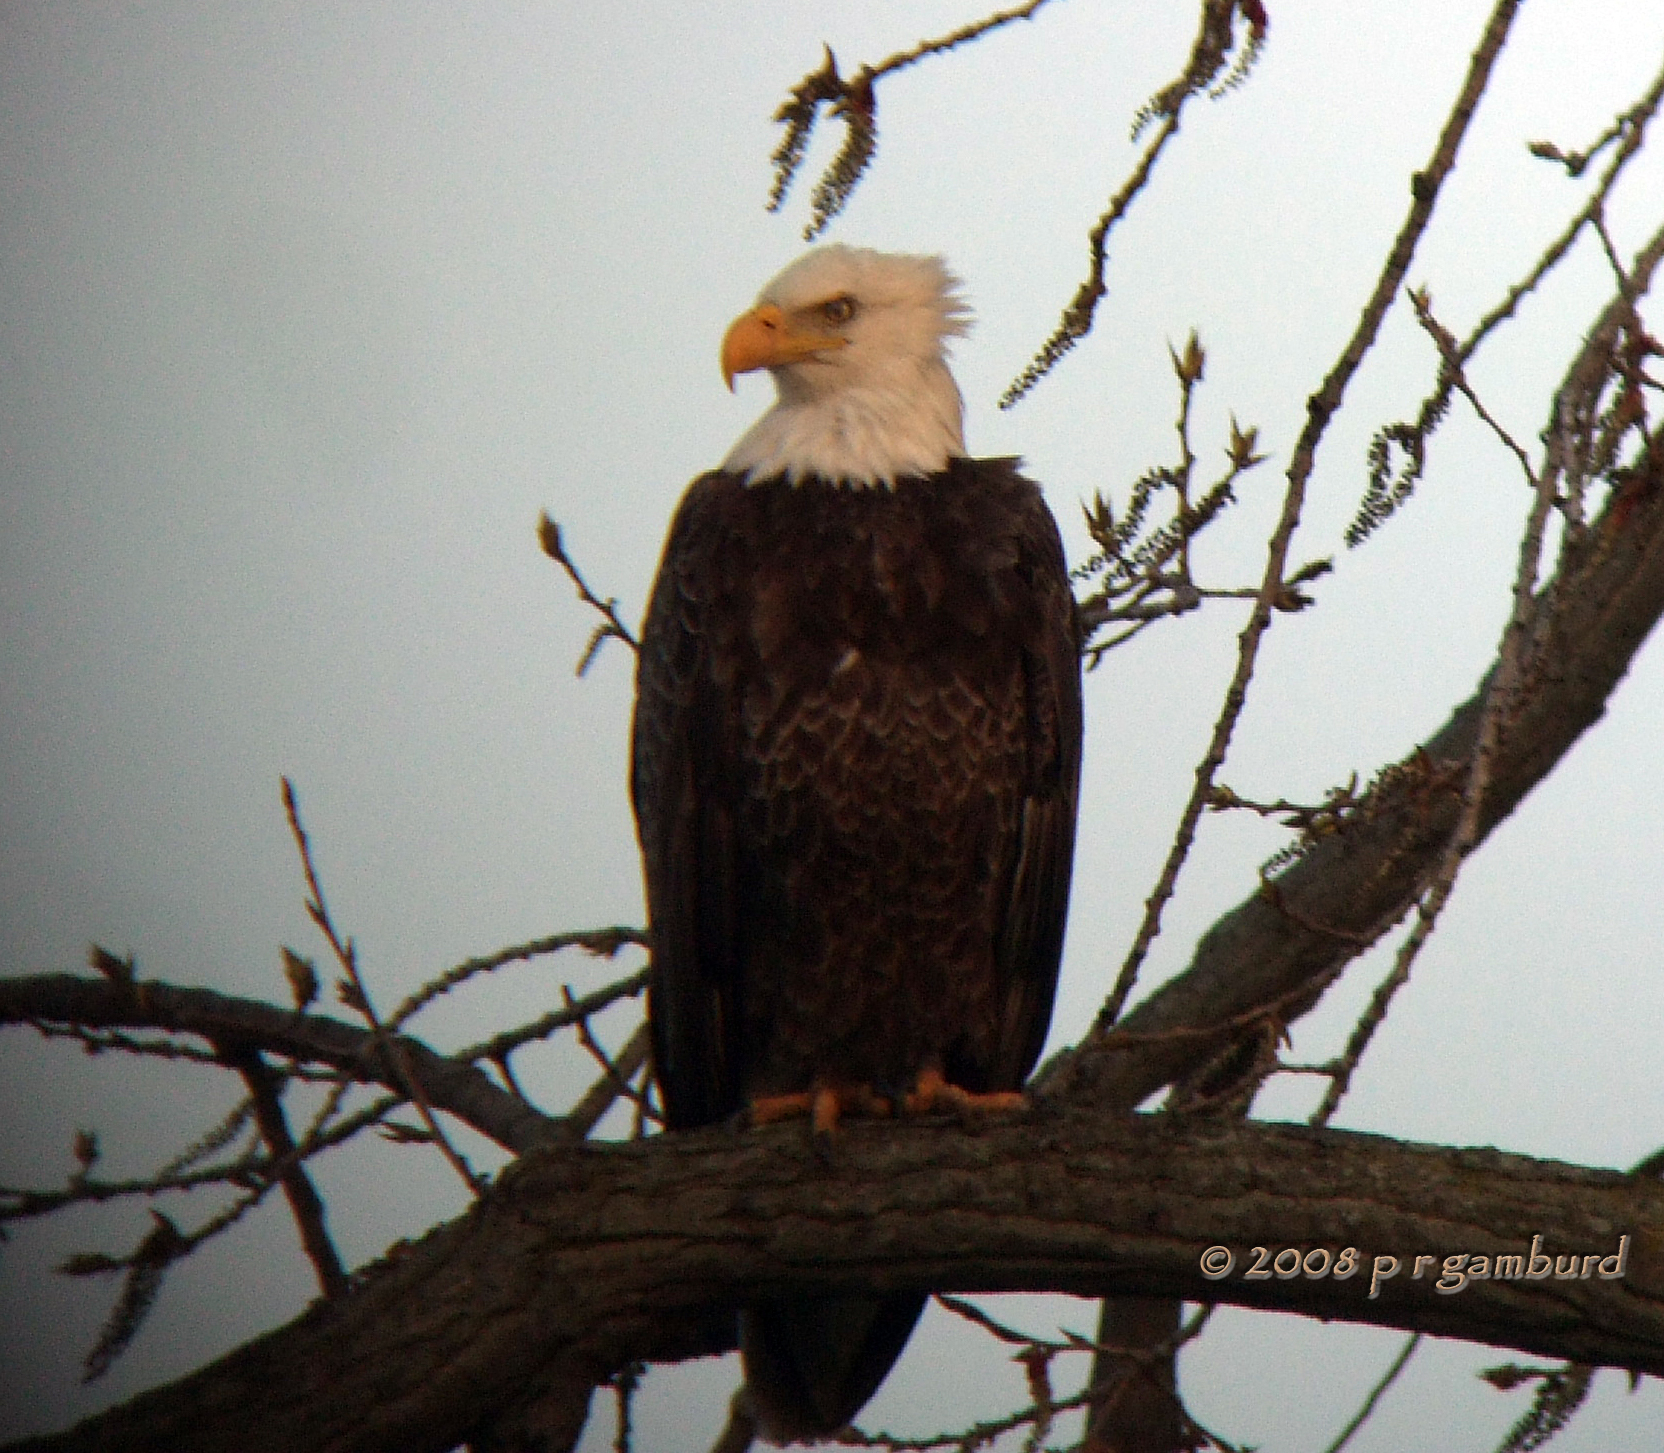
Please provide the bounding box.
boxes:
[721,356,965,489]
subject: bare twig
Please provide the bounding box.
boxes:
[152,1100,259,1188]
[1001,0,1269,406]
[458,966,650,1066]
[1409,288,1540,488]
[1093,0,1525,1034]
[491,1050,535,1108]
[538,513,639,672]
[1350,53,1664,545]
[935,1294,1058,1349]
[855,0,1056,83]
[5,1160,244,1225]
[281,777,483,1194]
[560,995,660,1129]
[389,925,649,1031]
[1001,111,1184,410]
[834,1387,1102,1451]
[563,1024,653,1141]
[1320,1334,1422,1453]
[21,1015,228,1068]
[1210,776,1363,837]
[835,1378,1243,1453]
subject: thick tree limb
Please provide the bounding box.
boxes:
[8,1113,1664,1453]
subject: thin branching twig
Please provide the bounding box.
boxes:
[1321,1334,1422,1453]
[1073,334,1274,665]
[562,988,661,1128]
[281,776,483,1194]
[768,3,1057,239]
[1092,0,1525,1035]
[1349,54,1664,545]
[539,513,639,673]
[1002,0,1269,406]
[564,1023,653,1141]
[458,966,650,1065]
[389,925,649,1030]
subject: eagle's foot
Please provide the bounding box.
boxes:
[903,1066,1027,1118]
[749,1084,894,1137]
[749,1091,814,1127]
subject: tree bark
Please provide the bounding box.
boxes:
[8,1113,1664,1453]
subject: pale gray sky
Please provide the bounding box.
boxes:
[3,3,1664,1447]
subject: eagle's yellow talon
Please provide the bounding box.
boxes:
[904,1066,1028,1117]
[749,1092,813,1126]
[750,1083,895,1135]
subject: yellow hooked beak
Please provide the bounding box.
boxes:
[720,303,849,390]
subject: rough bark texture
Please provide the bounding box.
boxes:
[9,1113,1664,1453]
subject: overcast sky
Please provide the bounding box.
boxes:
[4,3,1664,1448]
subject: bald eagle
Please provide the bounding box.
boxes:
[632,245,1082,1442]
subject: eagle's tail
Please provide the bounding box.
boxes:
[739,1292,927,1443]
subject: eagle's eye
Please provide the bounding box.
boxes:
[821,295,858,327]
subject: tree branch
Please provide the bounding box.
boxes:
[0,974,559,1156]
[9,1113,1663,1453]
[1040,414,1664,1114]
[1092,0,1525,1030]
[281,777,485,1195]
[222,1046,349,1299]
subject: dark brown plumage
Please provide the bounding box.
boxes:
[633,455,1082,1439]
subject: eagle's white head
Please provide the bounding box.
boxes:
[719,244,972,488]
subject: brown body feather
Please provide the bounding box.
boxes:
[632,456,1082,1439]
